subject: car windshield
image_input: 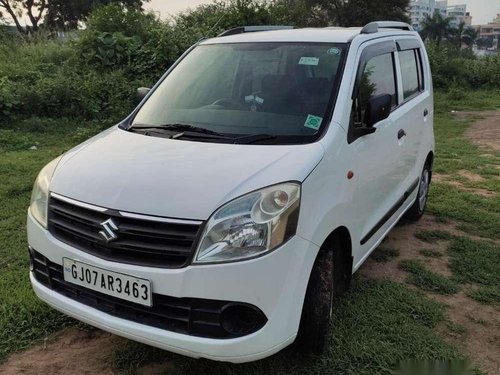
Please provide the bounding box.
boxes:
[131,42,346,143]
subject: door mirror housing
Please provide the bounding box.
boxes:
[136,87,151,103]
[364,93,392,127]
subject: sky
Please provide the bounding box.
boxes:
[146,0,500,25]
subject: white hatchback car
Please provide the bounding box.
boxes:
[28,22,434,363]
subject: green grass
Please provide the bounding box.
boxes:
[427,102,500,240]
[0,118,102,361]
[467,287,500,306]
[112,279,459,375]
[395,360,477,375]
[370,247,400,263]
[448,238,500,286]
[445,321,467,337]
[399,260,460,295]
[434,89,500,113]
[447,237,500,305]
[0,129,36,152]
[419,249,443,258]
[428,185,500,239]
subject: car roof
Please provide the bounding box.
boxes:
[200,27,416,45]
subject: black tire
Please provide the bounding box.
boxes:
[405,161,431,221]
[296,248,334,354]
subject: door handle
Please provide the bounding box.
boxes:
[423,109,429,116]
[398,129,407,140]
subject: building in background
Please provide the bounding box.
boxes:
[446,4,469,28]
[408,0,443,30]
[407,0,470,31]
[475,14,500,50]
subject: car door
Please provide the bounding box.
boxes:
[348,40,407,256]
[393,39,429,191]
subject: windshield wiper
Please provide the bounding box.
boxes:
[131,123,229,138]
[233,133,279,144]
[132,124,279,144]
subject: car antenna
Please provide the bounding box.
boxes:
[199,13,226,41]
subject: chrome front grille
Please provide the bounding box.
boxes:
[47,194,203,268]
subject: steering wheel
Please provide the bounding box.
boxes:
[211,98,246,110]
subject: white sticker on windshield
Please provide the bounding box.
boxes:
[299,57,319,66]
[304,115,323,130]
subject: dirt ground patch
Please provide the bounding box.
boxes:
[459,110,500,152]
[432,173,496,197]
[458,170,485,182]
[0,327,123,375]
[434,292,500,375]
[361,215,500,375]
[361,215,454,283]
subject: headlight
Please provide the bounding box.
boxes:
[30,156,62,228]
[194,182,300,264]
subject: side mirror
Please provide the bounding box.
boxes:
[136,87,151,103]
[364,93,392,127]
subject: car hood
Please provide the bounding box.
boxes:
[51,127,325,220]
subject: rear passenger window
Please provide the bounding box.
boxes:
[398,49,423,100]
[353,52,397,125]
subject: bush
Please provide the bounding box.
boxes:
[0,129,34,151]
[75,5,169,78]
[75,1,282,79]
[13,67,144,121]
[462,54,500,88]
[84,4,160,39]
[0,32,149,122]
[447,82,466,101]
[0,25,24,49]
[0,78,19,120]
[426,41,500,89]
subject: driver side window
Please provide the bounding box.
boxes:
[353,52,397,126]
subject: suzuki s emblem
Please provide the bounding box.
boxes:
[98,218,119,243]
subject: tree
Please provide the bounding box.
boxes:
[270,0,410,27]
[462,26,478,48]
[447,21,478,49]
[174,0,275,39]
[419,11,452,46]
[0,0,47,34]
[448,20,467,48]
[0,0,145,34]
[44,0,145,31]
[328,0,410,27]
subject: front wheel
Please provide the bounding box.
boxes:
[295,249,334,354]
[405,161,431,221]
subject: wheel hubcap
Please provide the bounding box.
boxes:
[418,169,429,211]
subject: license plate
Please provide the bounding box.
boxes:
[62,258,152,307]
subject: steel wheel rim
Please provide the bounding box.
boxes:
[329,282,334,318]
[418,169,429,211]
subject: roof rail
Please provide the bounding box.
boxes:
[218,25,294,37]
[361,21,414,34]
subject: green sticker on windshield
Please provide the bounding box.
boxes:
[327,47,340,55]
[304,115,323,130]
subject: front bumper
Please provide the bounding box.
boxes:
[27,210,319,363]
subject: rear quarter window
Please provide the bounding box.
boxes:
[398,48,424,101]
